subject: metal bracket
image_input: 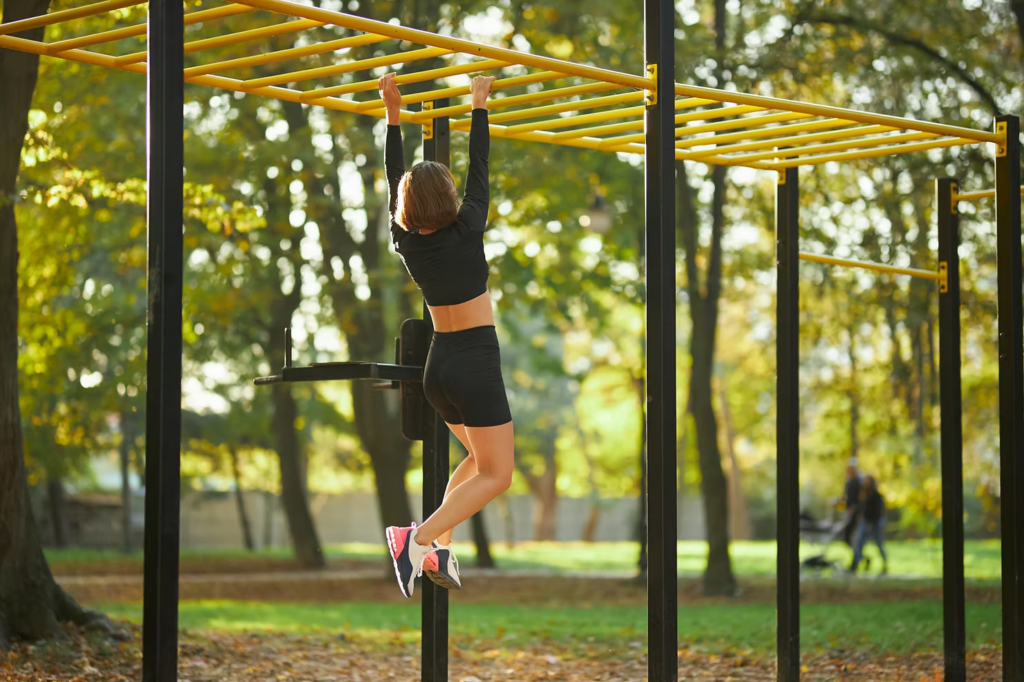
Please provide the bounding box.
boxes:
[645,64,657,107]
[938,261,949,293]
[996,121,1007,158]
[949,181,958,215]
[778,169,786,185]
[423,101,434,140]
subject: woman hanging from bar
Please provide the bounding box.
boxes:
[378,72,513,597]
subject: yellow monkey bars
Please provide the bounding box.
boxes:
[0,0,1003,169]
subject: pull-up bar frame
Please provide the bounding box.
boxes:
[1,1,1020,680]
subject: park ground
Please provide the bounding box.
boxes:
[0,541,1006,681]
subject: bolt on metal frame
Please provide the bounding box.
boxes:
[1,0,1019,681]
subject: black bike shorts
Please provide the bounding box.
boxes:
[422,325,512,428]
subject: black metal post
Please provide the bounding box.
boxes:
[937,178,966,682]
[141,1,184,680]
[995,114,1024,681]
[644,0,677,677]
[776,166,800,682]
[420,100,450,682]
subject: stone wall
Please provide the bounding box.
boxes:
[47,490,709,550]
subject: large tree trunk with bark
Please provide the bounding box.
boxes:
[0,0,116,646]
[677,160,736,595]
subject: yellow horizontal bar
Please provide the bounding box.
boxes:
[357,69,568,111]
[684,124,896,160]
[430,84,623,123]
[675,150,778,170]
[729,130,937,164]
[601,111,813,149]
[45,4,252,54]
[952,186,1024,202]
[675,117,848,152]
[448,83,619,128]
[302,58,511,102]
[772,136,979,168]
[799,252,943,282]
[116,18,326,65]
[469,91,644,126]
[486,123,645,154]
[0,0,144,36]
[187,32,389,77]
[229,0,653,91]
[551,100,738,142]
[244,46,450,90]
[0,32,147,72]
[673,82,999,144]
[502,105,645,135]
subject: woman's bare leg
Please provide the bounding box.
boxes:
[435,424,479,545]
[414,421,513,547]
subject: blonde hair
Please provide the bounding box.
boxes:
[395,161,461,232]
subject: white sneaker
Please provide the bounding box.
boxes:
[420,543,462,590]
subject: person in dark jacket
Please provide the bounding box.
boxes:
[851,475,888,575]
[838,463,862,549]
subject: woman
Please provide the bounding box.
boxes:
[378,72,514,598]
[851,475,888,576]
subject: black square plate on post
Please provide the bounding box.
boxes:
[399,318,431,441]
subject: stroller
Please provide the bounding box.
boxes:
[798,508,848,578]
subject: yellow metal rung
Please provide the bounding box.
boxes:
[302,59,513,102]
[799,252,945,282]
[244,46,451,90]
[0,0,144,36]
[189,33,389,78]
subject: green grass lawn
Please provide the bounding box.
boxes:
[47,539,1003,580]
[97,599,1002,655]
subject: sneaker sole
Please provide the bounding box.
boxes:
[385,527,413,598]
[423,568,462,591]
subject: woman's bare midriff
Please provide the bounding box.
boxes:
[428,290,495,332]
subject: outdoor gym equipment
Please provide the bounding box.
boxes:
[1,1,1021,680]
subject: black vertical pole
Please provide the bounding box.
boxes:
[776,166,800,682]
[420,100,450,682]
[141,0,184,681]
[995,114,1024,681]
[937,177,966,682]
[644,0,677,677]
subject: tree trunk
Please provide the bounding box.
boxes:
[635,375,648,577]
[119,410,133,552]
[470,511,495,568]
[847,324,860,463]
[717,377,751,542]
[353,383,414,532]
[582,504,601,543]
[1,0,116,646]
[526,466,558,541]
[270,383,325,568]
[677,157,736,596]
[497,496,515,549]
[46,478,68,549]
[262,491,274,549]
[229,447,255,551]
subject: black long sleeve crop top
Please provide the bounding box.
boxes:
[387,108,491,307]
